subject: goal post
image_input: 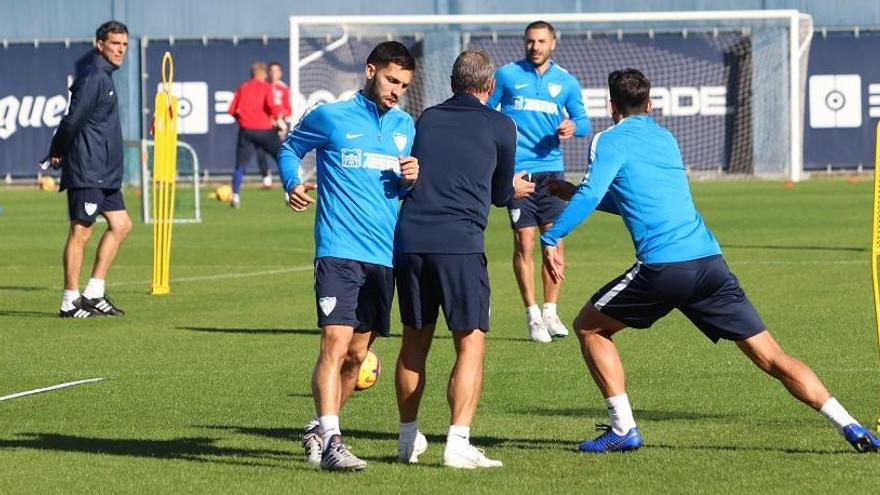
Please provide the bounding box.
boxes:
[290,10,813,181]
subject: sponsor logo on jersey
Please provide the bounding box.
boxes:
[319,297,337,316]
[547,83,562,98]
[393,132,407,153]
[512,96,559,115]
[340,148,362,168]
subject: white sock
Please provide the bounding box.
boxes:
[61,290,80,311]
[820,397,858,432]
[400,420,419,440]
[82,278,105,299]
[526,305,541,321]
[319,415,341,446]
[446,424,470,450]
[542,302,557,319]
[605,393,637,435]
[304,415,320,433]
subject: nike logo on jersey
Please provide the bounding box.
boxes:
[346,132,366,139]
[514,83,530,89]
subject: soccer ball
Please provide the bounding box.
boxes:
[355,348,381,391]
[210,184,233,203]
[38,175,56,191]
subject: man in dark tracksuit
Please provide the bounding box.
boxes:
[393,49,534,469]
[48,20,131,318]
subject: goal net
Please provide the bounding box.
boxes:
[290,11,813,181]
[139,140,202,224]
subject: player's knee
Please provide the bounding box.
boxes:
[114,217,133,238]
[344,347,369,369]
[69,225,92,244]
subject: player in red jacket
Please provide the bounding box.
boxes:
[227,61,281,207]
[255,61,292,189]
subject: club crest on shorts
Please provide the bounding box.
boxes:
[510,208,521,223]
[319,296,337,316]
[84,202,98,216]
[548,83,562,98]
[393,132,407,153]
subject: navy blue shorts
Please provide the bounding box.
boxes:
[236,128,281,169]
[395,253,490,332]
[314,257,394,336]
[66,188,126,223]
[508,171,566,229]
[590,255,766,343]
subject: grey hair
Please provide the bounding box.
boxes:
[451,49,495,94]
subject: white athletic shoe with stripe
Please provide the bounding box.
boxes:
[398,431,428,463]
[544,313,569,338]
[443,444,503,469]
[527,316,552,343]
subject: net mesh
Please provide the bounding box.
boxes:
[139,140,201,223]
[295,16,811,179]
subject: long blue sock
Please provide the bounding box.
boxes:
[232,165,246,194]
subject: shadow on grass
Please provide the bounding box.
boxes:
[647,442,852,456]
[180,326,320,336]
[0,433,304,469]
[507,405,736,422]
[200,424,564,453]
[0,285,48,292]
[722,243,867,253]
[0,310,58,318]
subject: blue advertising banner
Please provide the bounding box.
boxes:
[0,42,93,177]
[804,30,880,170]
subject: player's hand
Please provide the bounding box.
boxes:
[547,179,576,201]
[513,171,535,199]
[286,182,317,212]
[543,245,565,283]
[556,119,575,140]
[38,156,63,170]
[399,156,419,185]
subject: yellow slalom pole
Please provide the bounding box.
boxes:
[151,52,179,295]
[873,119,880,432]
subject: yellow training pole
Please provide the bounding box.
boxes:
[873,119,880,432]
[151,52,179,295]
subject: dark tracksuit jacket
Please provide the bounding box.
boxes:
[49,52,124,191]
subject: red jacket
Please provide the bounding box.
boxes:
[271,80,292,122]
[228,78,279,130]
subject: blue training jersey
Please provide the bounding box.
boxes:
[277,91,415,268]
[541,115,722,264]
[487,60,590,174]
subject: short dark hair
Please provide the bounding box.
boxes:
[451,49,495,94]
[608,69,651,115]
[525,20,556,39]
[366,41,416,71]
[96,20,128,42]
[268,61,282,70]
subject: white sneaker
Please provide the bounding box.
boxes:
[398,431,428,463]
[262,175,273,189]
[443,444,503,469]
[230,193,241,209]
[527,316,552,343]
[544,313,569,338]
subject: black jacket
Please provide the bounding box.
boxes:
[50,52,124,190]
[395,93,516,254]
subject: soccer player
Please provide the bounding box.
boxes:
[541,69,880,453]
[488,20,590,343]
[278,41,419,471]
[228,61,282,208]
[394,49,533,469]
[48,20,132,318]
[255,61,292,189]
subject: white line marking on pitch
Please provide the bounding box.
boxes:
[111,265,314,287]
[0,378,106,402]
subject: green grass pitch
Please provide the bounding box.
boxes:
[1,179,879,492]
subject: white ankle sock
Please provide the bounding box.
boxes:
[820,397,858,432]
[400,420,419,440]
[447,424,470,450]
[605,393,637,435]
[82,278,105,299]
[526,305,541,321]
[319,415,341,446]
[61,290,80,311]
[542,302,557,319]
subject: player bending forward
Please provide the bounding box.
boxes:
[278,41,419,471]
[541,68,880,453]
